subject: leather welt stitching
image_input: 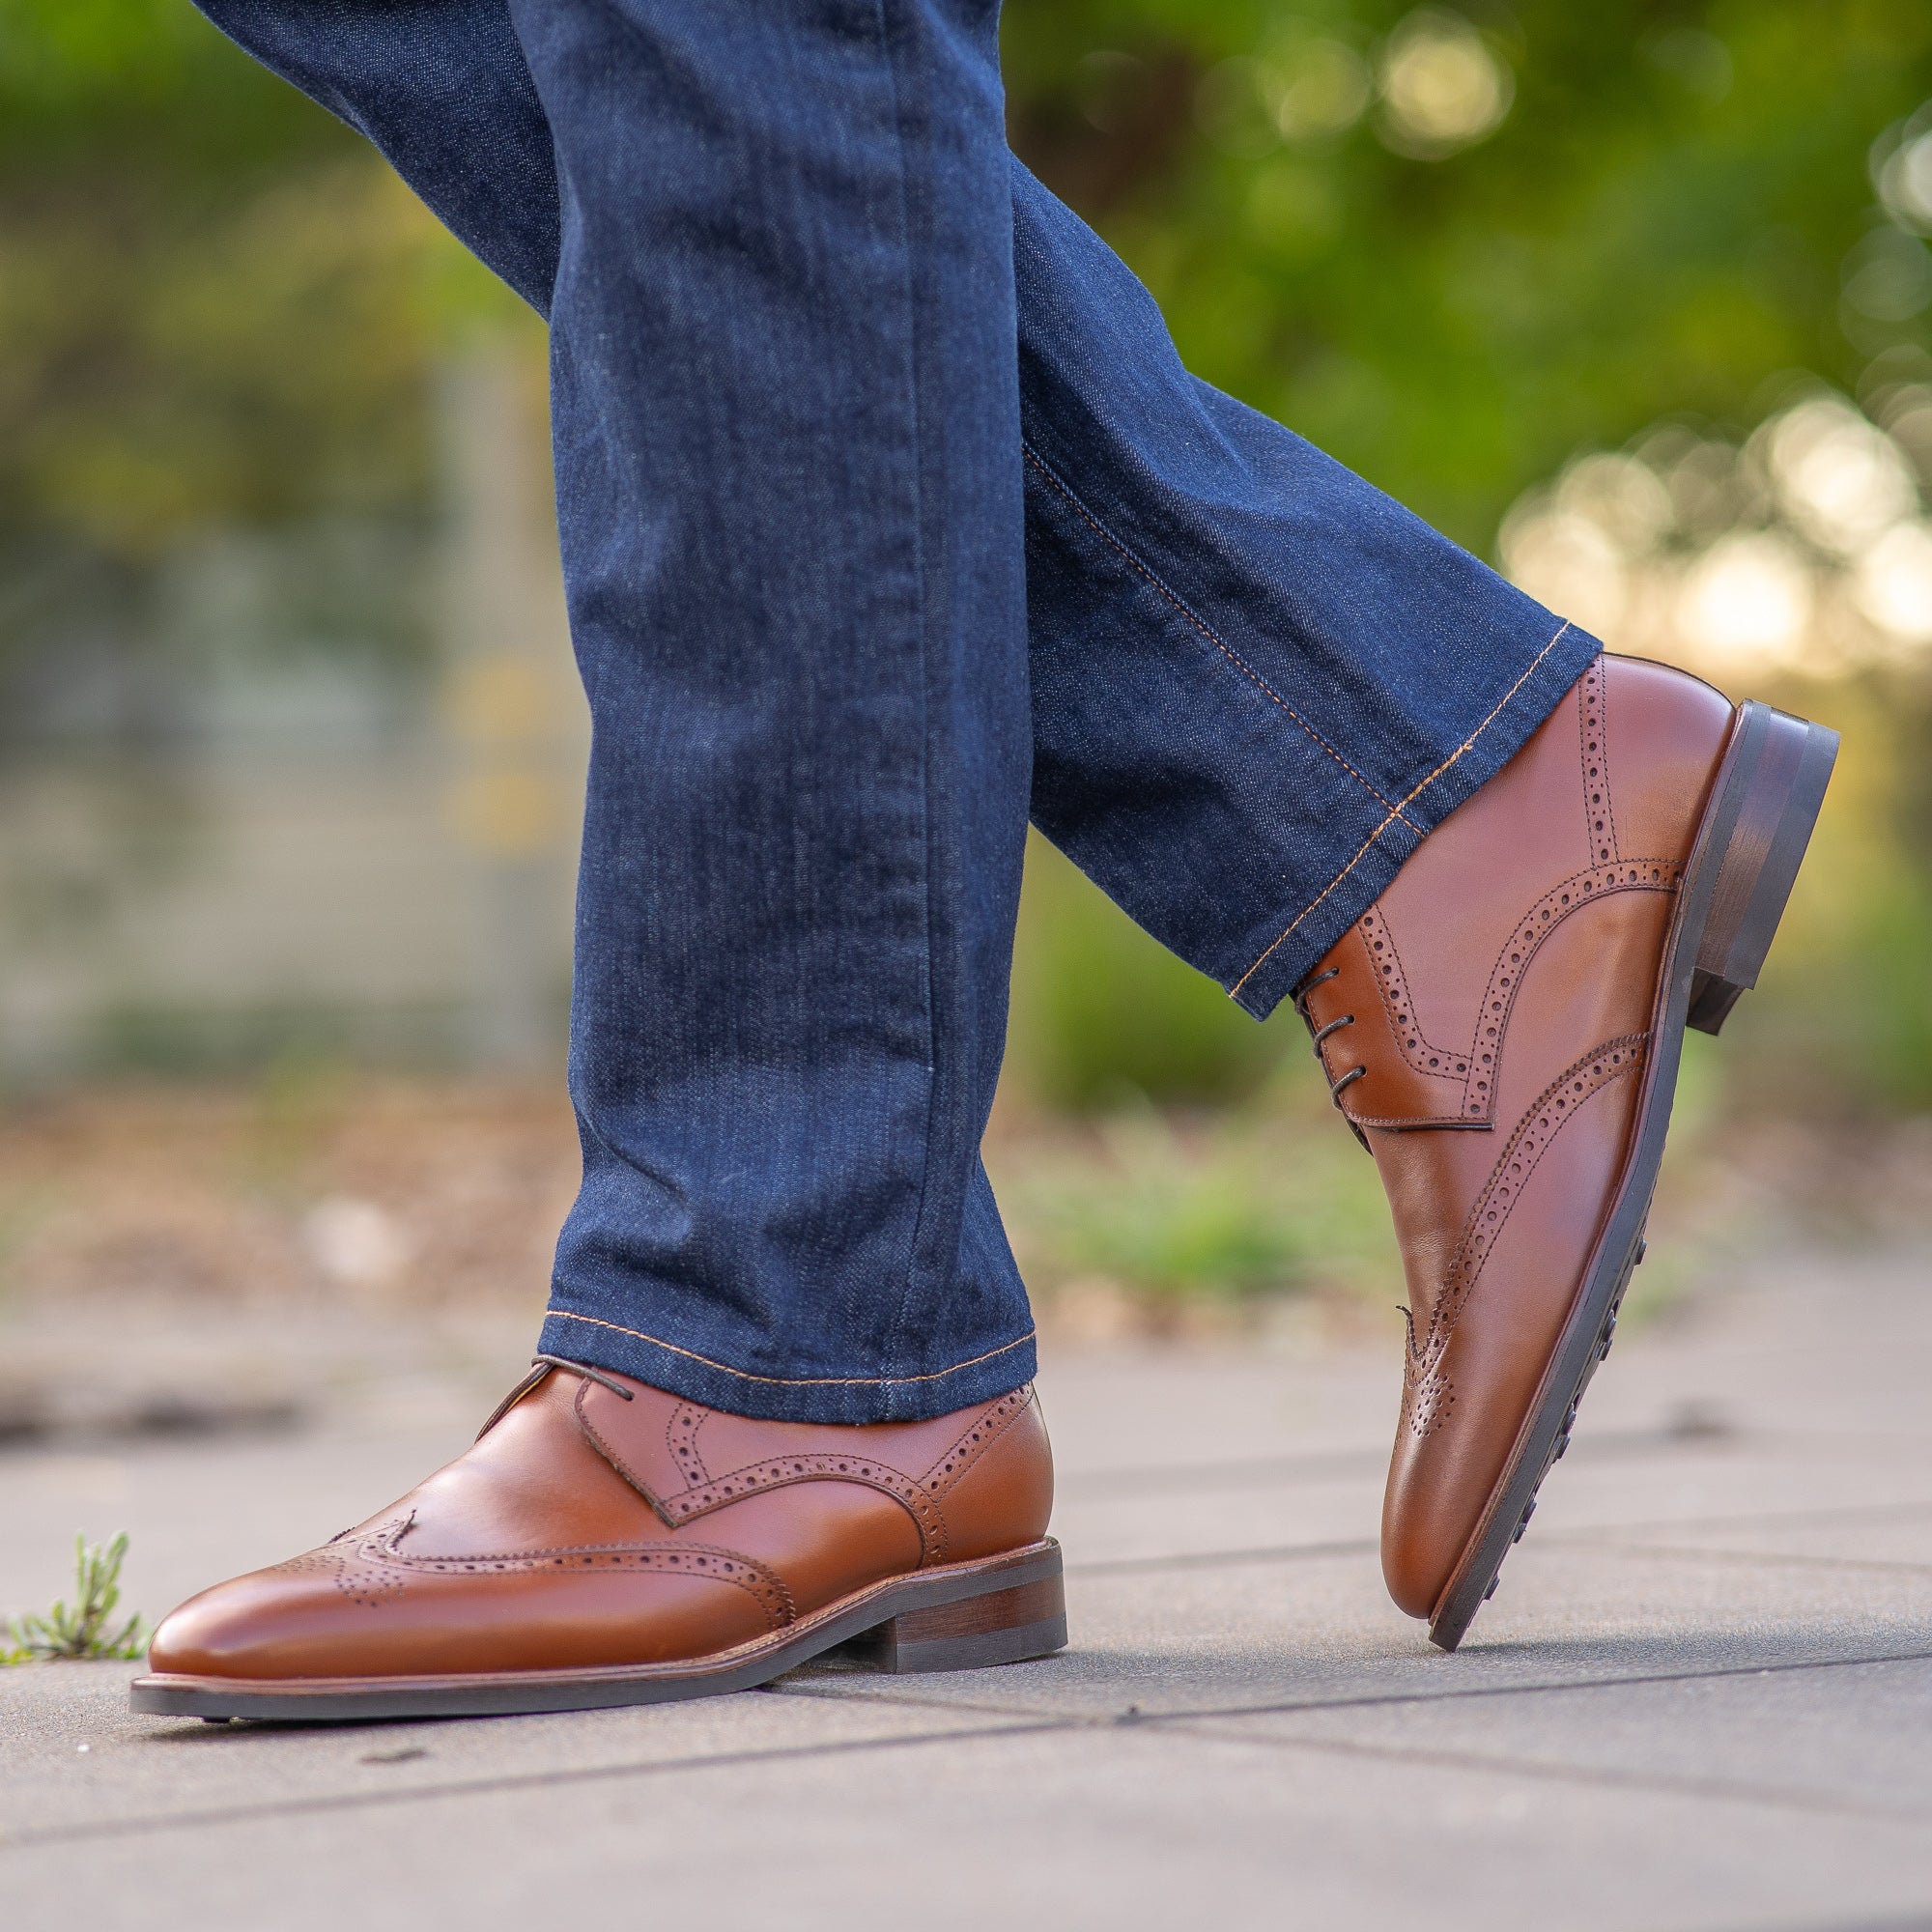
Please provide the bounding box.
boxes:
[1415,1033,1649,1377]
[325,1525,796,1629]
[920,1386,1034,1498]
[1460,860,1681,1122]
[659,1456,948,1566]
[1356,908,1468,1082]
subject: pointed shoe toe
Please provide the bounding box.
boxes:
[145,1563,356,1682]
[1293,654,1836,1647]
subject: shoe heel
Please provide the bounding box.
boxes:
[1687,701,1838,1036]
[841,1549,1066,1674]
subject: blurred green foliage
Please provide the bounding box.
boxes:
[0,0,516,736]
[0,1530,148,1664]
[1007,833,1290,1108]
[0,4,447,558]
[1709,673,1932,1114]
[3,1,1931,1113]
[7,0,1926,573]
[1000,0,1932,1115]
[1007,0,1932,547]
[990,1094,1403,1301]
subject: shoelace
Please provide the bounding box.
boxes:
[533,1353,635,1400]
[469,1352,639,1446]
[1291,965,1370,1151]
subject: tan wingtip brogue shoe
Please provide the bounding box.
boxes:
[132,1360,1061,1721]
[1293,653,1837,1650]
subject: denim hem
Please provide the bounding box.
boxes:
[1228,620,1605,1020]
[536,1306,1038,1425]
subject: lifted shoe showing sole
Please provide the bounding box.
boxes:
[1293,658,1836,1652]
[1428,700,1836,1650]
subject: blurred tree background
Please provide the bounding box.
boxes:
[999,0,1932,1120]
[1,0,1930,1318]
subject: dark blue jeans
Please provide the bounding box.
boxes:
[194,0,1599,1422]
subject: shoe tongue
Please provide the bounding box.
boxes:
[392,1373,653,1556]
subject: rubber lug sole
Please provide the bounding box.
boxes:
[1426,700,1836,1653]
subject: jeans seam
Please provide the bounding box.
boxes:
[1229,619,1577,999]
[1021,439,1419,831]
[548,1308,1035,1388]
[870,0,941,1398]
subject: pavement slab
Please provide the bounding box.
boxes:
[2,1242,1929,1929]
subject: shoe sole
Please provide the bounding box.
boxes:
[1427,700,1838,1653]
[128,1538,1065,1723]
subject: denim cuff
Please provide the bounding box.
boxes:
[1228,619,1605,1020]
[537,1304,1038,1425]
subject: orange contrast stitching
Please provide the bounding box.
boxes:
[1022,443,1418,831]
[546,1310,1036,1389]
[1230,623,1579,999]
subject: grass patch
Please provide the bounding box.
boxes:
[2,1532,150,1664]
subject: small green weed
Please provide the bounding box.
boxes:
[1,1533,150,1664]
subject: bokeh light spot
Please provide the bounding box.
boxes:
[1854,522,1932,644]
[1768,395,1918,554]
[1377,11,1513,159]
[1676,532,1813,674]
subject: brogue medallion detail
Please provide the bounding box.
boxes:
[1358,907,1468,1083]
[1403,1033,1649,1438]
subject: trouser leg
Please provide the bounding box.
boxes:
[190,2,1598,1413]
[521,0,1036,1419]
[197,0,1037,1422]
[193,4,1594,1016]
[1009,166,1597,1015]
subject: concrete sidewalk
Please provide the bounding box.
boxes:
[3,1246,1930,1930]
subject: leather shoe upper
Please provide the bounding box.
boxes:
[1297,654,1735,1619]
[148,1365,1052,1681]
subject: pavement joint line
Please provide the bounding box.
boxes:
[12,1650,1931,1856]
[1555,1496,1932,1537]
[1160,1717,1932,1827]
[1725,1913,1932,1932]
[1538,1536,1932,1578]
[1065,1537,1379,1577]
[1052,1422,1762,1500]
[1727,1426,1932,1456]
[771,1643,1932,1731]
[0,1715,1076,1854]
[1062,1496,1932,1581]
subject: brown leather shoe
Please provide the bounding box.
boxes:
[1293,654,1836,1650]
[130,1361,1061,1719]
